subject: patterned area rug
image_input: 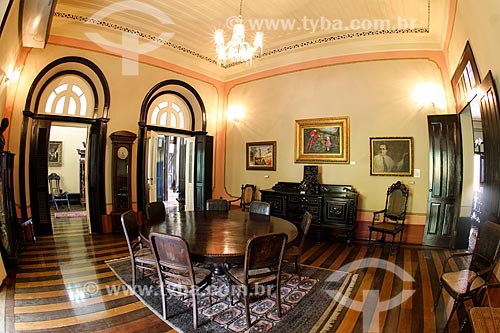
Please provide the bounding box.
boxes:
[54,210,87,218]
[106,257,357,333]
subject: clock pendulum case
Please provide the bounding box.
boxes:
[110,131,137,233]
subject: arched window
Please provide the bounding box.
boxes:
[148,94,191,130]
[39,75,94,118]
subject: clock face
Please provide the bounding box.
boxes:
[117,146,129,160]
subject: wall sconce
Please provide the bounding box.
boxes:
[412,82,446,110]
[1,66,23,85]
[227,105,244,123]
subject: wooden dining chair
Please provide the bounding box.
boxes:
[435,220,500,331]
[249,201,271,216]
[226,232,288,327]
[120,210,156,289]
[284,211,313,274]
[145,201,167,222]
[149,232,212,329]
[205,198,229,211]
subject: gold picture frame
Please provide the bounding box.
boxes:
[295,117,350,164]
[48,141,62,167]
[246,141,276,170]
[370,137,413,176]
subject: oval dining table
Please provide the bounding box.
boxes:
[141,209,298,266]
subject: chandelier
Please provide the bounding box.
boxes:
[214,0,263,66]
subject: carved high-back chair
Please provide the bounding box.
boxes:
[229,184,257,211]
[368,181,409,254]
[48,173,70,210]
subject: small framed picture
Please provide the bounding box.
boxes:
[370,137,413,176]
[48,141,62,167]
[246,141,276,171]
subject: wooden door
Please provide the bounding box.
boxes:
[29,119,52,235]
[423,115,462,248]
[195,135,213,211]
[146,130,158,203]
[184,137,195,211]
[479,71,500,221]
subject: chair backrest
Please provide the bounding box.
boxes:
[48,173,62,195]
[298,211,313,248]
[121,210,141,255]
[249,201,271,216]
[149,232,195,284]
[470,221,500,276]
[384,181,409,221]
[206,198,229,211]
[241,184,257,209]
[145,201,167,223]
[244,233,288,279]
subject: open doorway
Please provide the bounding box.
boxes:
[47,123,89,230]
[147,133,186,212]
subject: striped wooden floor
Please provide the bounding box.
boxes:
[2,216,476,333]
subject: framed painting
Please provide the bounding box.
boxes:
[48,141,62,167]
[295,117,349,164]
[370,137,413,176]
[246,141,276,170]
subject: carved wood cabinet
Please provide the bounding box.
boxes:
[261,182,358,244]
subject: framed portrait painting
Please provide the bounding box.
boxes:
[370,137,413,176]
[48,141,62,167]
[295,116,350,164]
[246,141,276,170]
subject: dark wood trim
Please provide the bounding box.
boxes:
[19,57,110,234]
[451,41,481,112]
[136,80,207,212]
[479,71,500,222]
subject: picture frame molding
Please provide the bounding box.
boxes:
[246,141,277,171]
[369,136,414,176]
[48,141,63,167]
[295,116,350,164]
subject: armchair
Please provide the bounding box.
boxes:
[368,181,409,254]
[435,221,500,331]
[229,184,256,211]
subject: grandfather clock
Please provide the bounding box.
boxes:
[0,151,18,264]
[110,131,136,233]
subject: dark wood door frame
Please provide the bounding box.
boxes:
[18,56,110,235]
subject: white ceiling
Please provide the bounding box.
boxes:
[48,0,451,81]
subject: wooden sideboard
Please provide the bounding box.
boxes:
[260,182,358,244]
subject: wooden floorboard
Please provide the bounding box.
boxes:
[1,215,477,332]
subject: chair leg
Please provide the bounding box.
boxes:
[295,256,300,275]
[130,259,136,290]
[443,299,460,332]
[434,284,443,309]
[276,283,282,318]
[192,290,198,329]
[244,287,251,327]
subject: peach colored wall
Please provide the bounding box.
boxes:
[225,59,448,221]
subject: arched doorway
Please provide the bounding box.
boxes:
[19,57,109,236]
[137,80,212,212]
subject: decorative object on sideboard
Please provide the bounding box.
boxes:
[295,116,350,164]
[299,165,319,195]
